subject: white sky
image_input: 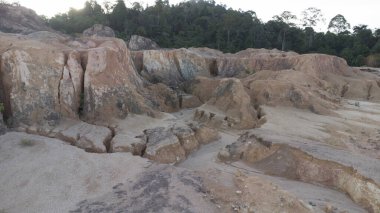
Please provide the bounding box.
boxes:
[16,0,380,31]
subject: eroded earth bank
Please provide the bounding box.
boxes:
[0,17,379,213]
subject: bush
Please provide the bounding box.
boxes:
[0,103,4,113]
[19,139,36,147]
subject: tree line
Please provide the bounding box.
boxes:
[47,0,380,67]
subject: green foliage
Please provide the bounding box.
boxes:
[47,0,380,66]
[0,102,4,113]
[328,14,350,34]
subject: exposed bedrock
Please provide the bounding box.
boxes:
[219,133,380,213]
[193,78,262,129]
[134,47,380,115]
[0,33,182,126]
[110,124,219,164]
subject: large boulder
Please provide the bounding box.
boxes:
[82,38,155,121]
[83,24,115,37]
[1,48,66,126]
[128,35,159,51]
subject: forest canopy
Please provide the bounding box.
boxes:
[47,0,380,67]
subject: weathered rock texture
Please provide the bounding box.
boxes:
[0,32,178,126]
[219,133,380,213]
[194,78,260,129]
[21,119,113,153]
[128,35,159,51]
[0,4,52,34]
[83,24,115,37]
[134,48,380,115]
[110,124,219,164]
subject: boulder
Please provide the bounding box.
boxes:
[82,38,155,121]
[56,122,112,153]
[191,124,219,144]
[83,24,115,37]
[143,127,186,164]
[110,134,146,155]
[1,48,65,126]
[172,125,199,154]
[128,35,159,51]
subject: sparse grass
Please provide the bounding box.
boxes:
[19,139,35,147]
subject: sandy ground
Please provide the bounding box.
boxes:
[0,100,379,212]
[0,133,216,213]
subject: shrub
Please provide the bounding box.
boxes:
[19,139,35,147]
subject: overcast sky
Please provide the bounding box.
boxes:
[16,0,380,31]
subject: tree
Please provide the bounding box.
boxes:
[328,14,350,34]
[353,25,376,48]
[110,0,127,32]
[272,11,297,50]
[301,7,325,29]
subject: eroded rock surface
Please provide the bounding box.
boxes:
[194,78,261,129]
[219,133,380,213]
[128,35,159,51]
[0,32,180,126]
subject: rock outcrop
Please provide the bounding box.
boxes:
[20,119,113,153]
[219,133,380,213]
[194,78,261,129]
[0,3,52,34]
[83,24,115,37]
[0,32,178,126]
[110,124,219,164]
[128,35,159,51]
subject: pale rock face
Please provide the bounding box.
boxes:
[140,48,216,87]
[194,78,259,129]
[59,51,84,119]
[56,122,112,153]
[1,49,64,125]
[82,38,154,121]
[128,35,159,51]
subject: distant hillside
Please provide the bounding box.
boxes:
[0,2,52,34]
